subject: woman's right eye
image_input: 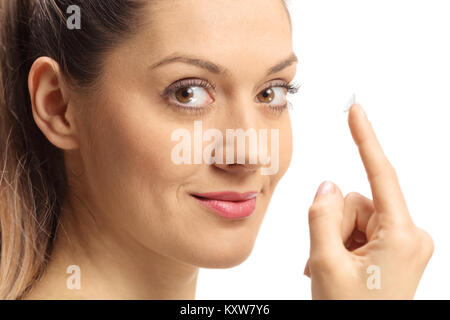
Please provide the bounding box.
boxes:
[171,86,214,108]
[162,79,215,109]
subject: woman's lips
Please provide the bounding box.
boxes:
[191,191,258,219]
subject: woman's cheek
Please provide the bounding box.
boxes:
[115,125,198,185]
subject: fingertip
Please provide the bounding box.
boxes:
[348,102,362,121]
[313,180,346,203]
[348,103,367,146]
[314,181,335,200]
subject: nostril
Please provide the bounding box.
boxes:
[213,163,259,173]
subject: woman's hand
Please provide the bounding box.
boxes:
[304,103,434,299]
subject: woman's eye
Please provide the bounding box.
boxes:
[162,79,299,114]
[256,87,287,106]
[170,86,214,108]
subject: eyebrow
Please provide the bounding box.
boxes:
[149,52,298,77]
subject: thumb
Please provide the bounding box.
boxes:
[308,181,345,255]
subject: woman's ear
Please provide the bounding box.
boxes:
[28,56,79,150]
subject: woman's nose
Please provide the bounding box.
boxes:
[208,103,270,174]
[212,156,264,174]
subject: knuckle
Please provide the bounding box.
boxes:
[308,202,330,221]
[381,159,396,174]
[415,227,435,258]
[368,160,398,183]
[388,226,434,260]
[344,191,360,202]
[308,251,339,274]
[385,161,398,178]
[388,227,418,253]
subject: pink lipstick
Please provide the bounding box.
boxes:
[191,191,258,219]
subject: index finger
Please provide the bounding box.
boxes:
[348,104,410,222]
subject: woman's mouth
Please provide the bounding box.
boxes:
[190,191,258,219]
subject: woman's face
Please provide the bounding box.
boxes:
[70,0,297,268]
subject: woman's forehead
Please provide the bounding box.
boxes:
[141,0,292,42]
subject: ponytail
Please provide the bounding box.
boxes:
[0,0,67,299]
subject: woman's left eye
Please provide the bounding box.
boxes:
[256,81,300,110]
[256,86,287,106]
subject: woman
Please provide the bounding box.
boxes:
[0,0,433,299]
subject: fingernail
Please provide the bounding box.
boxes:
[314,181,335,200]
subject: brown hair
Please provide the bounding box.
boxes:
[0,0,291,300]
[0,0,148,300]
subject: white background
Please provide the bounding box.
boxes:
[197,0,450,299]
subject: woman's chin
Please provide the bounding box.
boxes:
[180,237,257,269]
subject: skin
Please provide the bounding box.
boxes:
[24,0,294,299]
[304,104,434,299]
[22,0,433,299]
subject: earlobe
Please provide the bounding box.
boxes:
[28,57,79,150]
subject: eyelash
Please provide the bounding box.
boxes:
[160,78,301,115]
